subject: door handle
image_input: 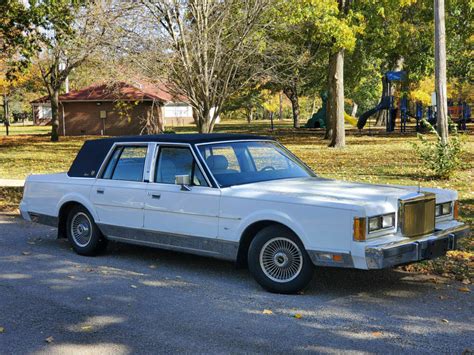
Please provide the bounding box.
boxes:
[97,189,104,194]
[150,193,161,199]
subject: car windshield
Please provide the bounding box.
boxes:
[198,141,315,187]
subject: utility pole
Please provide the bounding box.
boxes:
[434,0,448,144]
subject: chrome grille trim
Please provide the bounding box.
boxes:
[399,193,436,238]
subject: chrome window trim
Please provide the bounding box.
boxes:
[150,142,213,188]
[195,139,317,188]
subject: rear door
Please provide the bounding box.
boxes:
[91,143,150,231]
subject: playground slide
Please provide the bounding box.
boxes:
[356,96,391,129]
[344,113,358,126]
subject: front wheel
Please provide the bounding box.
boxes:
[248,225,314,294]
[66,205,107,256]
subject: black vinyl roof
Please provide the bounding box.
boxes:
[68,133,273,178]
[94,133,271,145]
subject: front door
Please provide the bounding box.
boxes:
[90,144,149,231]
[144,145,220,239]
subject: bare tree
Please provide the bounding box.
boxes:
[35,1,128,141]
[434,0,448,144]
[141,0,270,133]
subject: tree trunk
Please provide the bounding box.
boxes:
[3,94,9,136]
[351,102,358,117]
[435,0,448,144]
[198,105,212,133]
[374,75,389,126]
[279,92,283,120]
[328,49,345,148]
[3,94,8,122]
[325,55,333,139]
[375,57,404,127]
[284,86,300,128]
[247,109,253,124]
[50,90,60,142]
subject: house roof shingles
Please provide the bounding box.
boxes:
[31,82,183,104]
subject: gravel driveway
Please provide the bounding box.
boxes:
[0,213,472,354]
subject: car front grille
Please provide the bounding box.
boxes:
[399,193,436,238]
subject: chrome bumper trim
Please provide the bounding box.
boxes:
[365,224,470,269]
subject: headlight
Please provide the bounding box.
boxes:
[435,202,452,217]
[368,213,395,233]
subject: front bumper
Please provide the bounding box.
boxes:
[365,223,470,269]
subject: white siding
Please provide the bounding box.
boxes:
[164,104,193,118]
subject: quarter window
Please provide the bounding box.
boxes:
[155,147,207,186]
[102,146,148,182]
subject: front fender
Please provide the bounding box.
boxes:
[236,209,309,247]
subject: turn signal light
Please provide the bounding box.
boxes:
[453,201,459,219]
[353,217,366,242]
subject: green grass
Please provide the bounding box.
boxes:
[0,120,472,280]
[1,124,51,136]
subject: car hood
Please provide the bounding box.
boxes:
[222,177,456,215]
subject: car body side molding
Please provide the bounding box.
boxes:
[97,223,239,261]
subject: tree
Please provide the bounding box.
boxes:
[279,0,361,147]
[30,0,127,141]
[141,0,270,133]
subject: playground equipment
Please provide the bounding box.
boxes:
[448,100,471,130]
[357,71,407,132]
[305,93,328,129]
[305,92,358,129]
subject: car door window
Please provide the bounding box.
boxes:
[155,147,208,186]
[102,146,148,182]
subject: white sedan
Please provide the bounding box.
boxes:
[20,134,470,293]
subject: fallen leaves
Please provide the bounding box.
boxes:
[130,285,138,289]
[458,286,471,293]
[372,331,383,337]
[441,319,449,323]
[262,309,273,315]
[0,327,4,333]
[149,264,158,269]
[293,313,302,319]
[45,336,54,343]
[80,325,93,332]
[21,251,31,256]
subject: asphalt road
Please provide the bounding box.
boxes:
[0,214,472,355]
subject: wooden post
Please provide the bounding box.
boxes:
[434,0,448,144]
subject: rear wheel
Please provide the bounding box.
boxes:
[248,225,314,294]
[66,205,107,256]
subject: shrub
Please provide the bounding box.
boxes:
[412,119,465,179]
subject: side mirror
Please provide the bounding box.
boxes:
[175,174,191,191]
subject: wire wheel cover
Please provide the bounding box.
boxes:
[259,237,303,283]
[71,212,92,247]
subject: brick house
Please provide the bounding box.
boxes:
[31,82,195,136]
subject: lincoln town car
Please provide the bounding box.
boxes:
[20,134,470,293]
